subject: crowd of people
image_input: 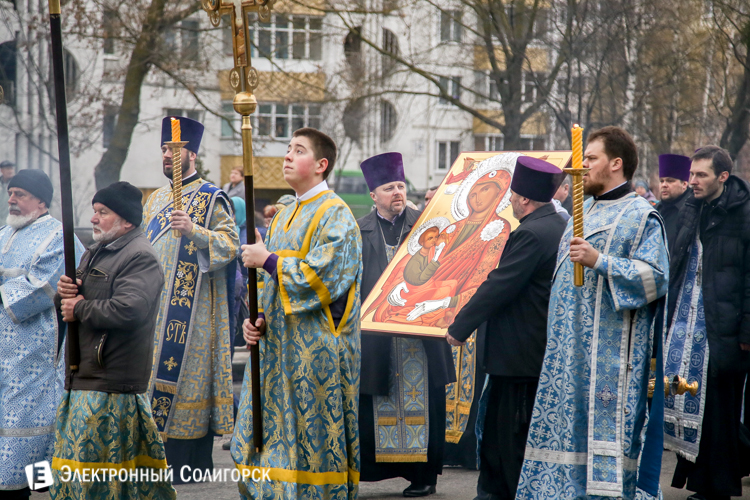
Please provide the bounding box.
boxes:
[0,117,748,500]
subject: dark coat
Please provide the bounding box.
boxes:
[447,203,566,377]
[358,208,456,395]
[668,175,750,374]
[57,228,165,393]
[656,187,691,252]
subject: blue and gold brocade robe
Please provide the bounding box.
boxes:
[516,193,669,500]
[232,190,362,500]
[143,179,239,439]
[0,215,83,489]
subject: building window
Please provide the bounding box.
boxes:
[474,71,500,104]
[249,14,322,60]
[182,20,200,61]
[440,10,462,42]
[519,136,546,150]
[382,28,399,77]
[63,49,79,99]
[103,8,116,54]
[164,28,178,54]
[474,134,503,151]
[0,40,16,107]
[381,100,397,143]
[437,141,460,170]
[250,103,322,139]
[439,76,461,105]
[165,108,202,122]
[221,102,236,138]
[523,72,538,103]
[102,106,117,148]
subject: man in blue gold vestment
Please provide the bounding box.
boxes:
[237,128,362,499]
[0,170,82,499]
[516,127,669,500]
[143,116,239,481]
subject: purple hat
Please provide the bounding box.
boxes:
[161,116,204,154]
[658,154,690,182]
[360,152,406,192]
[510,156,562,203]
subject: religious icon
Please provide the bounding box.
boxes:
[361,150,573,338]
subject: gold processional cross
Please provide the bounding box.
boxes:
[201,0,275,453]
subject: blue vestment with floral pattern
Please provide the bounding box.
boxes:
[516,193,669,500]
[143,179,239,441]
[0,215,82,491]
[232,190,362,500]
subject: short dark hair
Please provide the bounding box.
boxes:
[428,186,440,191]
[691,145,733,176]
[586,126,639,180]
[292,127,337,179]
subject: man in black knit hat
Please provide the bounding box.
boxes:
[51,181,176,499]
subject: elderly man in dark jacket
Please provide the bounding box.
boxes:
[358,152,455,497]
[666,146,750,500]
[51,182,175,499]
[446,156,566,500]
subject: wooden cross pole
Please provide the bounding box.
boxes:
[202,0,275,454]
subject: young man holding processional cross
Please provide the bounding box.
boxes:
[237,127,362,500]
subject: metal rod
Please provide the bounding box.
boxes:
[48,0,79,370]
[572,173,584,286]
[241,106,263,454]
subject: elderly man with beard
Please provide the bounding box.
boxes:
[0,169,83,499]
[357,152,455,497]
[50,182,175,500]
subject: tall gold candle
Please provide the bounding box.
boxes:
[171,117,181,143]
[571,124,583,169]
[170,118,183,236]
[570,124,585,286]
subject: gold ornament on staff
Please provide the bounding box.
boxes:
[202,0,275,454]
[564,124,587,287]
[165,117,188,237]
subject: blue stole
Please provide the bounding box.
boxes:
[664,237,708,462]
[374,242,430,462]
[148,182,225,436]
[374,337,429,462]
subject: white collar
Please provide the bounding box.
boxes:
[296,180,329,202]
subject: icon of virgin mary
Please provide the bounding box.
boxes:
[364,153,520,329]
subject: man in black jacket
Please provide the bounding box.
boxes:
[358,152,455,497]
[52,182,175,499]
[446,156,566,500]
[667,146,750,500]
[655,153,691,250]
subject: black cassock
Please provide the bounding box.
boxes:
[448,204,565,498]
[655,187,690,251]
[357,207,455,486]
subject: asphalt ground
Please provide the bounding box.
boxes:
[28,349,750,499]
